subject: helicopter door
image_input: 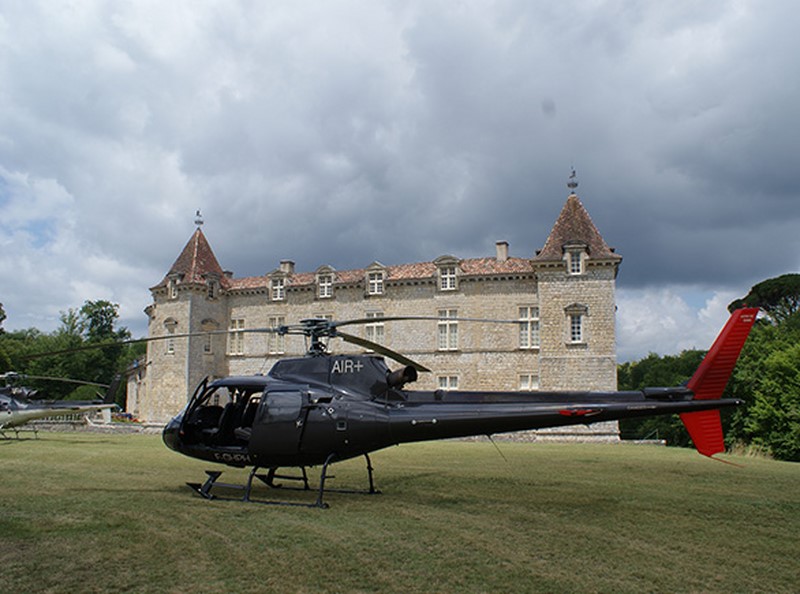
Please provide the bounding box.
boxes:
[249,389,306,457]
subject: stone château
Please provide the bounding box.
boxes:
[128,185,622,441]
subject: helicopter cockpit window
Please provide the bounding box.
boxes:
[184,383,267,447]
[263,391,302,422]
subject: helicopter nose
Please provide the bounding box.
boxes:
[162,415,183,452]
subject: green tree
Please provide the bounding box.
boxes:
[4,300,135,404]
[729,274,800,323]
[618,350,706,446]
[620,307,800,461]
[0,302,10,371]
[726,313,800,461]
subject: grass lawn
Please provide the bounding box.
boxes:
[1,432,798,593]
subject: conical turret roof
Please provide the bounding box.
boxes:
[152,228,229,290]
[534,194,620,262]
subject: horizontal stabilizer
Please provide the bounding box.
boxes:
[680,409,724,457]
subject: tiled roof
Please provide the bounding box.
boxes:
[157,193,619,293]
[226,256,535,292]
[152,229,229,290]
[534,194,620,262]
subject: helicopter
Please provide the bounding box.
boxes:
[0,372,120,438]
[159,307,759,508]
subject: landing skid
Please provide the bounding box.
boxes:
[0,425,39,440]
[186,453,381,508]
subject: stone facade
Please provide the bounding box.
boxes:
[129,190,622,440]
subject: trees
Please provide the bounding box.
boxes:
[618,350,706,447]
[621,294,800,462]
[0,300,139,406]
[725,313,800,461]
[729,274,800,323]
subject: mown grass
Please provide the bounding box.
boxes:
[1,433,798,593]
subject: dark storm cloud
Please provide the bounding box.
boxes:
[1,0,798,357]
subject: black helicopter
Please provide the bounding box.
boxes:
[161,307,759,508]
[0,372,120,438]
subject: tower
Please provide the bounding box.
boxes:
[533,172,622,392]
[138,218,230,421]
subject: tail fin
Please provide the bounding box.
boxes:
[680,308,759,457]
[102,374,122,405]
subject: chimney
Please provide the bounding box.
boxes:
[495,241,509,262]
[279,260,295,274]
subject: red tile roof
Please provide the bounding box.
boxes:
[226,256,536,292]
[156,194,619,293]
[534,194,620,262]
[152,229,229,290]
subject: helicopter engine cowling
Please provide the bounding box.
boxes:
[387,365,417,389]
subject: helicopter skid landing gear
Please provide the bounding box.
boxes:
[186,454,380,508]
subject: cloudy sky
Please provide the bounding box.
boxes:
[1,0,798,361]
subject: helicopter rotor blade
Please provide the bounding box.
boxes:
[1,373,110,388]
[335,330,431,373]
[332,315,522,329]
[20,327,285,360]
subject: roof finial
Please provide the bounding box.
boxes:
[194,209,204,228]
[567,168,578,193]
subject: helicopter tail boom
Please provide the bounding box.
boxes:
[680,307,759,457]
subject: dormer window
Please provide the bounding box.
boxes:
[368,271,384,295]
[569,251,582,274]
[271,277,285,301]
[564,243,588,275]
[440,266,457,291]
[435,255,460,292]
[318,274,333,298]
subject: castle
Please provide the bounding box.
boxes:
[128,184,622,441]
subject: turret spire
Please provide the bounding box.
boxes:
[567,168,578,193]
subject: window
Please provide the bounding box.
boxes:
[565,304,588,344]
[228,318,245,355]
[368,271,384,295]
[519,306,540,349]
[365,312,384,345]
[271,278,285,301]
[201,319,219,354]
[268,316,285,354]
[438,376,459,390]
[164,318,178,355]
[207,281,217,300]
[439,266,457,291]
[569,313,583,343]
[318,274,333,298]
[437,309,458,351]
[519,374,539,391]
[168,279,178,299]
[568,250,583,275]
